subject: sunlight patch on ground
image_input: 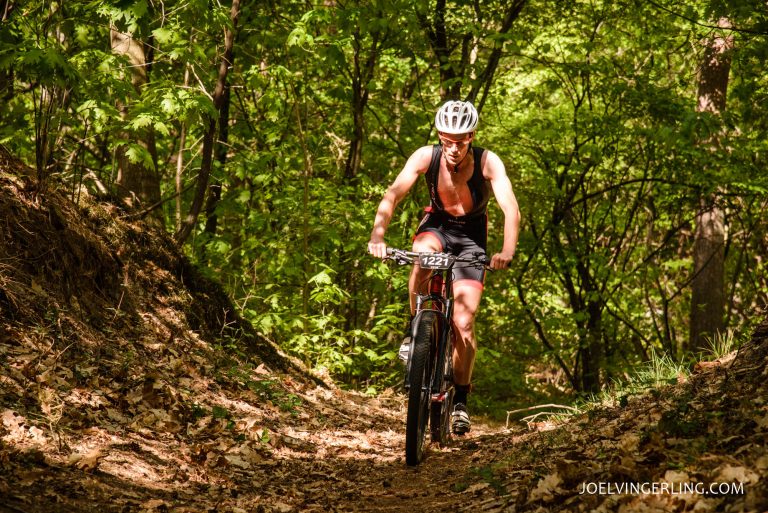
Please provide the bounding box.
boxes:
[2,409,48,448]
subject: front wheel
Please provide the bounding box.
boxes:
[405,311,438,466]
[430,328,454,446]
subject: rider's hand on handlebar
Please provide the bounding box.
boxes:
[489,252,514,270]
[368,239,388,259]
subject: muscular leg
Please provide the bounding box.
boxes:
[451,280,483,387]
[408,233,442,313]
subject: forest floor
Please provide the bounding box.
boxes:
[1,161,767,513]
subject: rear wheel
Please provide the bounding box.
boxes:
[430,387,454,447]
[405,311,437,466]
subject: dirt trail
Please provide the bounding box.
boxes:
[1,375,517,513]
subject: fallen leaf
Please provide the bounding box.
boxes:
[224,454,251,469]
[141,499,169,510]
[715,465,758,484]
[1,410,22,430]
[662,470,689,484]
[754,413,768,430]
[465,482,490,494]
[528,472,562,502]
[68,448,104,472]
[30,279,44,295]
[618,432,640,454]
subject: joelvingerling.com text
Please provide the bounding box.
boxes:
[578,481,745,496]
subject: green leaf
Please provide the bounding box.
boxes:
[129,113,154,130]
[309,270,332,286]
[152,27,174,44]
[123,143,155,170]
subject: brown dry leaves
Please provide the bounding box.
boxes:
[444,334,768,512]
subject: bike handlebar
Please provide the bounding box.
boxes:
[384,247,493,271]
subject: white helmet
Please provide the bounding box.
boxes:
[434,100,479,135]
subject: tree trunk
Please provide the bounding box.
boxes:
[0,1,12,104]
[689,18,733,353]
[203,66,233,243]
[580,296,603,393]
[176,0,241,245]
[110,27,162,221]
[691,198,726,352]
[0,64,12,103]
[466,0,527,111]
[343,27,380,180]
[175,66,191,232]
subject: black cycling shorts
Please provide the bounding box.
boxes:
[414,211,487,285]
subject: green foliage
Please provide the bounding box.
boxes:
[218,356,304,416]
[3,0,768,411]
[558,349,691,421]
[701,329,744,360]
[629,350,691,390]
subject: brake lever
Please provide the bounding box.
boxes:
[383,249,412,266]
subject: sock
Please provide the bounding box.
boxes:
[454,384,471,406]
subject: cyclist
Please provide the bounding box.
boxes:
[368,100,520,434]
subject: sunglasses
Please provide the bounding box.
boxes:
[438,134,472,149]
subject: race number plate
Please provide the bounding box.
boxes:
[418,253,455,270]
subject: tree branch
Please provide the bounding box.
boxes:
[468,0,527,110]
[646,0,768,35]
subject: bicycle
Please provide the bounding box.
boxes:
[384,247,490,466]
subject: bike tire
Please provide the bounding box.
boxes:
[405,311,437,466]
[430,387,454,447]
[430,328,454,447]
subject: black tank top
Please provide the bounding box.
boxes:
[425,144,490,220]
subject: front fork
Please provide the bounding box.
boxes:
[404,271,453,391]
[404,303,453,396]
[403,306,438,391]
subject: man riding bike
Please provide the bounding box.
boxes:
[368,100,520,434]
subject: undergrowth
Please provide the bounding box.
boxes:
[536,335,745,425]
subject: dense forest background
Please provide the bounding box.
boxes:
[2,0,767,416]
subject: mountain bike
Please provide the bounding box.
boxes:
[385,248,490,466]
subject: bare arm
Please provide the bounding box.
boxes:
[483,151,520,270]
[368,146,433,258]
